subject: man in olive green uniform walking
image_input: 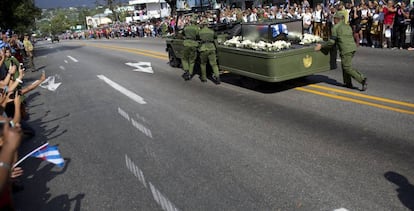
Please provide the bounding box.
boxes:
[198,20,220,84]
[315,13,367,91]
[182,18,200,81]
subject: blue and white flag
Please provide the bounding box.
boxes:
[271,24,289,38]
[31,144,65,167]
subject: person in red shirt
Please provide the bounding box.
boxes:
[382,0,396,48]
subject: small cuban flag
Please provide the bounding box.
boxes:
[30,144,65,167]
[271,24,289,38]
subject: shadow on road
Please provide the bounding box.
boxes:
[218,72,343,93]
[385,171,414,211]
[13,91,84,211]
[34,45,84,57]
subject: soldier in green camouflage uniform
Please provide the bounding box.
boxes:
[182,18,200,81]
[198,20,220,84]
[315,13,367,91]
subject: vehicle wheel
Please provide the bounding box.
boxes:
[168,47,180,67]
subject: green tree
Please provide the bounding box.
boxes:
[77,8,91,28]
[0,0,41,33]
[37,19,51,37]
[50,11,71,35]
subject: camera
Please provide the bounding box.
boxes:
[9,90,22,99]
[0,120,14,132]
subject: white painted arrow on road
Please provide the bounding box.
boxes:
[125,62,154,74]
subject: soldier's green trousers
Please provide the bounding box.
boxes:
[341,51,365,85]
[199,50,219,81]
[182,46,197,75]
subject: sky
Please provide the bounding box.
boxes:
[35,0,129,9]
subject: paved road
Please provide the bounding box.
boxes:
[13,38,414,211]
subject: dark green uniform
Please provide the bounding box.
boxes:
[4,56,21,79]
[323,19,366,88]
[182,24,200,76]
[198,26,220,83]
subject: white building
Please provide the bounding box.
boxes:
[126,0,171,23]
[86,14,112,29]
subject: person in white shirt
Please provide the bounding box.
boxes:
[249,9,258,22]
[276,7,285,19]
[312,4,323,37]
[360,3,371,45]
[302,7,313,33]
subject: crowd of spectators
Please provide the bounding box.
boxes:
[76,0,413,50]
[0,31,47,209]
[65,21,168,40]
[215,0,414,49]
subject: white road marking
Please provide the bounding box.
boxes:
[131,118,153,139]
[59,65,65,70]
[334,208,349,211]
[64,60,68,64]
[125,155,147,188]
[149,182,180,211]
[336,59,341,62]
[67,55,79,62]
[40,76,62,91]
[125,62,154,73]
[125,154,180,211]
[118,107,153,138]
[118,107,130,121]
[97,75,146,104]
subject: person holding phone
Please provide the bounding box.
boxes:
[3,48,20,73]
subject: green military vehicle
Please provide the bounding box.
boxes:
[166,16,332,82]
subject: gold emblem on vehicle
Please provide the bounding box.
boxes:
[303,55,312,68]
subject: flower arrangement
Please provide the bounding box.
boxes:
[223,36,291,52]
[222,33,322,51]
[300,34,323,45]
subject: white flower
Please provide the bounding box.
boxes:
[223,36,291,51]
[224,36,242,47]
[241,40,253,48]
[300,34,323,45]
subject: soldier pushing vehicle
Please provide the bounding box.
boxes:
[181,16,200,81]
[198,19,221,84]
[315,12,368,91]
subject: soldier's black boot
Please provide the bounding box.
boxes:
[182,72,191,81]
[343,83,353,89]
[212,75,221,85]
[361,78,368,91]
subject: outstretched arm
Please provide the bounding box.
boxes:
[0,121,22,192]
[21,71,46,95]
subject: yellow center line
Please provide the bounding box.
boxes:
[81,43,169,60]
[307,84,414,109]
[87,43,168,57]
[296,87,414,115]
[77,41,413,115]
